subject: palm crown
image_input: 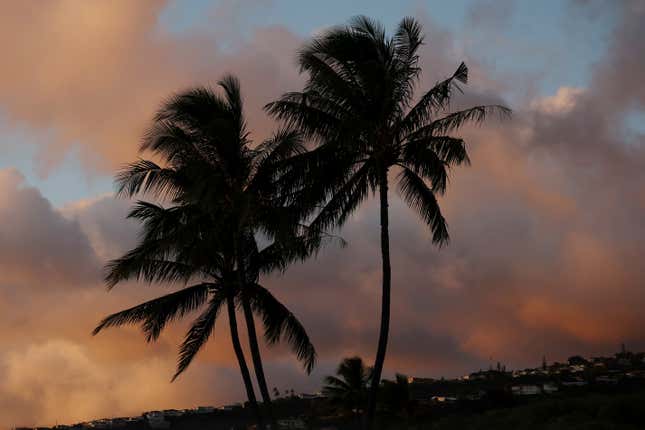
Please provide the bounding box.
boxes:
[267,17,509,241]
[266,16,510,428]
[323,356,372,415]
[93,76,322,428]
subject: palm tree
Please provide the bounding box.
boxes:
[323,356,371,418]
[93,76,320,429]
[266,16,510,428]
[380,374,413,418]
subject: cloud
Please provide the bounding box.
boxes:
[467,0,515,30]
[62,194,138,261]
[0,169,99,287]
[0,339,247,428]
[0,1,302,174]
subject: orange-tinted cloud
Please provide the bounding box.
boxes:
[0,1,302,174]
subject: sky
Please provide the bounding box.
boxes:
[1,0,644,427]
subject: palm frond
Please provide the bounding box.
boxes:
[105,254,199,289]
[397,167,449,245]
[105,202,218,287]
[153,87,229,134]
[247,283,317,373]
[398,62,469,138]
[298,50,363,109]
[399,145,448,195]
[92,282,212,341]
[389,17,424,112]
[250,128,306,195]
[349,15,386,43]
[309,161,373,232]
[141,120,200,166]
[323,375,351,393]
[115,159,182,199]
[265,91,348,141]
[172,289,227,381]
[218,75,243,120]
[414,104,511,138]
[421,136,470,166]
[252,230,327,275]
[218,75,248,147]
[394,17,424,63]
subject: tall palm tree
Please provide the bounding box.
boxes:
[323,356,371,418]
[266,16,510,428]
[93,76,320,429]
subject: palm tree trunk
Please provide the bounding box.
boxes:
[242,293,277,428]
[365,167,392,430]
[227,294,266,430]
[235,232,276,428]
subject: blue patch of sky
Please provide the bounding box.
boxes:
[624,110,645,138]
[158,0,617,98]
[0,1,623,205]
[510,1,615,94]
[0,115,113,207]
[159,0,467,44]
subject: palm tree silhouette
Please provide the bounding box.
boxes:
[267,16,510,428]
[93,76,319,429]
[380,374,413,419]
[323,356,371,419]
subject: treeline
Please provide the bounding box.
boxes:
[429,391,645,430]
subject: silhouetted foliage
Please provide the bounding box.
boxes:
[429,392,645,430]
[93,75,324,429]
[266,15,510,429]
[323,357,372,418]
[380,374,415,418]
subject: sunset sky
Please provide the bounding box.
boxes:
[2,0,645,427]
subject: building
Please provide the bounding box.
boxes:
[596,375,619,384]
[298,392,326,400]
[144,412,170,429]
[194,406,216,414]
[431,396,457,403]
[561,378,587,387]
[542,383,558,394]
[277,417,306,429]
[511,385,541,395]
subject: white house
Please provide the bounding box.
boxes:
[511,385,540,395]
[542,383,558,394]
[144,412,170,429]
[277,417,306,429]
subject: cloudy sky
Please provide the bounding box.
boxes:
[1,0,645,427]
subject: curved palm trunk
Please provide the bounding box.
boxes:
[365,168,392,430]
[227,294,266,430]
[235,233,276,428]
[242,294,277,428]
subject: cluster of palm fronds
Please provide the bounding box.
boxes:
[93,15,509,430]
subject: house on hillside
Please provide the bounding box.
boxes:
[511,385,540,395]
[277,417,306,429]
[195,406,216,413]
[542,383,558,394]
[144,411,170,429]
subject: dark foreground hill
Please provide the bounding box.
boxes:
[428,391,645,430]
